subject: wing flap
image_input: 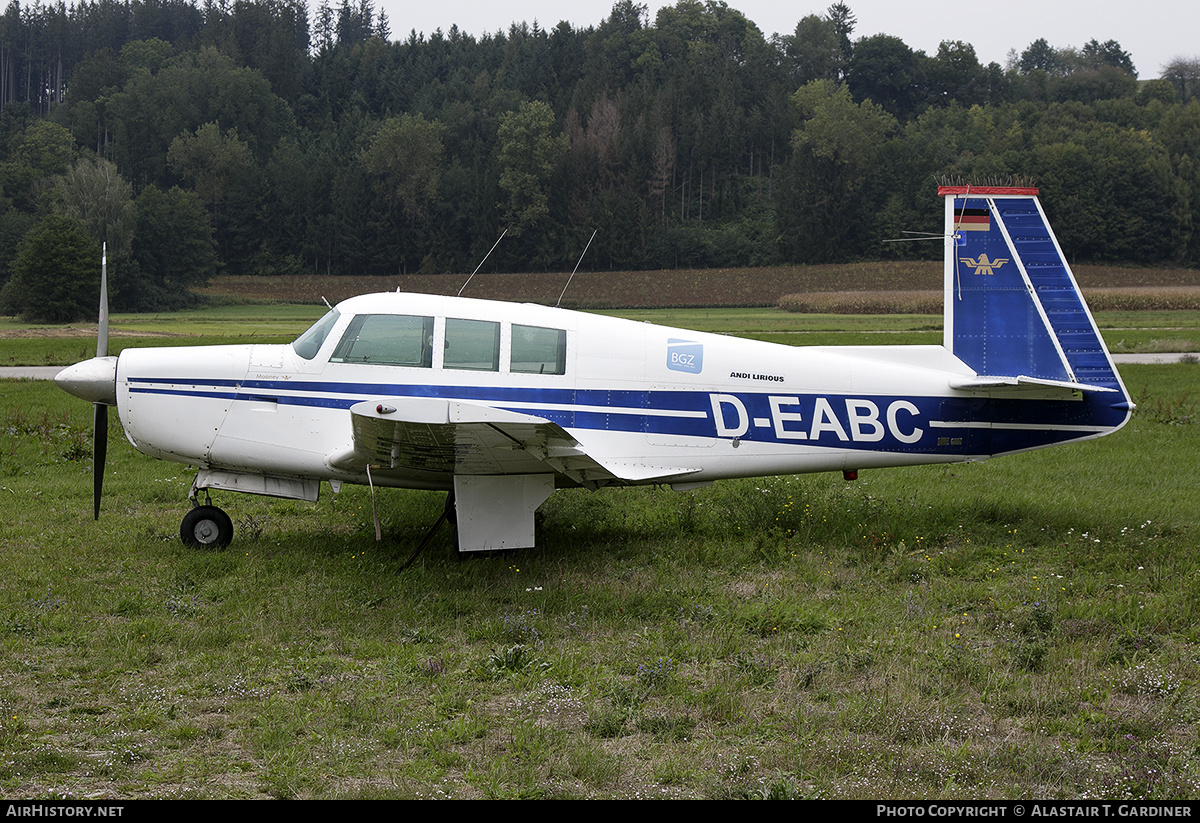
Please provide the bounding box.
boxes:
[341,397,698,487]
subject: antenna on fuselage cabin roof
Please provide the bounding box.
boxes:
[556,229,597,308]
[457,229,508,297]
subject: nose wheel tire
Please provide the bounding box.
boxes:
[181,505,234,548]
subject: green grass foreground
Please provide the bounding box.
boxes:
[1,361,1198,799]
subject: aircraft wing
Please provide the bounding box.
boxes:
[332,397,699,488]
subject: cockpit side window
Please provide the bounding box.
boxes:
[511,324,566,375]
[330,314,434,367]
[291,309,341,360]
[444,318,500,371]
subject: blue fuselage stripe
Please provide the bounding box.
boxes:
[126,377,1123,454]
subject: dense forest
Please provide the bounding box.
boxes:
[1,0,1199,316]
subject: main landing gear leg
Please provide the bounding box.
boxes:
[399,492,456,570]
[180,490,234,549]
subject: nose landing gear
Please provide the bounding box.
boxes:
[180,495,234,549]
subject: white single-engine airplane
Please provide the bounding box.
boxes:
[56,186,1132,553]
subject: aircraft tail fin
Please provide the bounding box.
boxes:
[941,186,1127,398]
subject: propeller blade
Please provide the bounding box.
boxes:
[97,243,109,358]
[93,243,109,520]
[93,403,107,520]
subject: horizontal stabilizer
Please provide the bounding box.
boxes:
[948,375,1117,394]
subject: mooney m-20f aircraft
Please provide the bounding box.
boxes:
[56,186,1132,552]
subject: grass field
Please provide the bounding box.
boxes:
[1,299,1199,798]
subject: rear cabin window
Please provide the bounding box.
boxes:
[511,324,566,375]
[444,318,500,371]
[330,314,433,367]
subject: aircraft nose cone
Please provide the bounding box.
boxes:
[55,356,118,405]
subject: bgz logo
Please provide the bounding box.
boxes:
[667,339,703,374]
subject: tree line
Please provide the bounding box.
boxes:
[2,0,1199,318]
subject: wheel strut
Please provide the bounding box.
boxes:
[399,492,455,571]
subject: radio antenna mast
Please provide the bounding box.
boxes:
[458,229,508,297]
[556,229,597,308]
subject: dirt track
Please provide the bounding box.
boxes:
[0,327,179,339]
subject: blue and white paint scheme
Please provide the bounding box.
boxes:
[55,186,1132,552]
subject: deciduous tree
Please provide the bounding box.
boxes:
[776,79,896,262]
[49,157,136,260]
[0,213,98,321]
[124,184,220,310]
[496,100,567,236]
[360,113,445,224]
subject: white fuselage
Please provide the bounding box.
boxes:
[111,291,1108,499]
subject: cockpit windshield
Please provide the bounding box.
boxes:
[291,309,341,360]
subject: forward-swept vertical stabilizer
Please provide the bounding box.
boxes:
[943,186,1124,391]
[940,185,1132,448]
